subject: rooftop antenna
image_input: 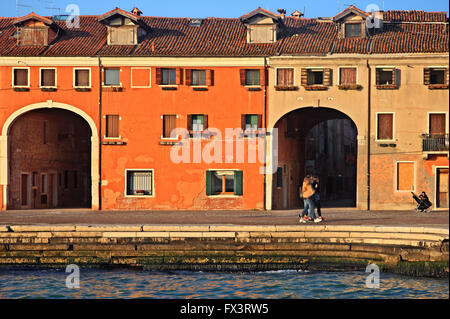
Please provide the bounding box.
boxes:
[16,0,33,16]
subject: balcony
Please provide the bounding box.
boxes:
[422,134,449,158]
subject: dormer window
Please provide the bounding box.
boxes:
[240,7,282,44]
[13,13,59,46]
[345,23,362,38]
[98,8,149,45]
[333,5,369,39]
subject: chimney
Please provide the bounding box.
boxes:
[277,9,286,19]
[291,10,304,18]
[131,7,142,16]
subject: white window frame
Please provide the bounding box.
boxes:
[73,67,92,88]
[394,161,416,193]
[375,112,396,142]
[103,115,122,140]
[12,67,30,88]
[131,67,152,88]
[103,67,122,87]
[338,66,359,85]
[275,67,296,86]
[160,114,179,140]
[39,67,57,88]
[124,169,155,198]
[304,67,327,86]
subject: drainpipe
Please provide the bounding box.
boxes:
[366,59,371,211]
[98,56,103,211]
[263,57,268,210]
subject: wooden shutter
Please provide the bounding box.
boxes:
[241,114,246,131]
[392,68,397,85]
[185,69,193,86]
[375,68,381,85]
[203,115,208,130]
[206,69,214,86]
[41,69,55,87]
[156,68,162,85]
[397,162,414,191]
[106,115,120,138]
[206,171,213,196]
[187,115,193,131]
[257,114,263,129]
[176,68,183,85]
[234,171,243,196]
[240,69,246,86]
[377,114,393,140]
[301,68,308,86]
[76,70,90,87]
[429,114,446,135]
[323,68,332,86]
[260,69,266,86]
[340,67,356,85]
[163,115,177,138]
[446,69,449,85]
[423,68,431,85]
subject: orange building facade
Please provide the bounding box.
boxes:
[0,6,448,211]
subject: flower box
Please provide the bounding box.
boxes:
[338,84,363,90]
[376,84,398,90]
[274,85,298,91]
[303,85,328,91]
[75,87,91,92]
[13,87,29,92]
[41,87,57,92]
[428,84,449,90]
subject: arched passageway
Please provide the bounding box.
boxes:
[7,108,92,209]
[272,107,358,210]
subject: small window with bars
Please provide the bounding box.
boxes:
[105,115,120,138]
[126,170,154,196]
[40,68,56,87]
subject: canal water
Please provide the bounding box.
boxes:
[0,268,448,299]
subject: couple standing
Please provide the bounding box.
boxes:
[299,174,323,223]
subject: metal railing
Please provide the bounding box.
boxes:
[422,134,449,152]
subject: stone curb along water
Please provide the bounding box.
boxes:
[0,224,448,278]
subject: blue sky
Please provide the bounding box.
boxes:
[3,0,449,18]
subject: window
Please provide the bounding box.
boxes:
[131,68,151,88]
[245,70,260,86]
[192,70,206,86]
[126,170,154,196]
[41,174,48,193]
[276,167,283,188]
[109,26,136,45]
[424,68,448,86]
[396,162,414,192]
[64,170,69,189]
[40,68,56,87]
[376,113,394,141]
[162,115,177,138]
[241,114,262,134]
[18,27,48,46]
[162,68,176,85]
[345,23,361,38]
[13,68,29,87]
[277,68,294,86]
[188,114,208,133]
[206,170,243,196]
[248,25,276,44]
[376,68,395,86]
[104,68,121,86]
[339,67,357,85]
[429,114,446,136]
[307,69,324,85]
[106,115,120,138]
[74,69,90,87]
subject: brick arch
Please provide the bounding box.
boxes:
[1,101,99,210]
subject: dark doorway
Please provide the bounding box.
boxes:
[8,109,92,209]
[272,107,358,209]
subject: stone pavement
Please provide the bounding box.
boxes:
[0,208,448,228]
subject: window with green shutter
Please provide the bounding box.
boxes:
[206,170,243,196]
